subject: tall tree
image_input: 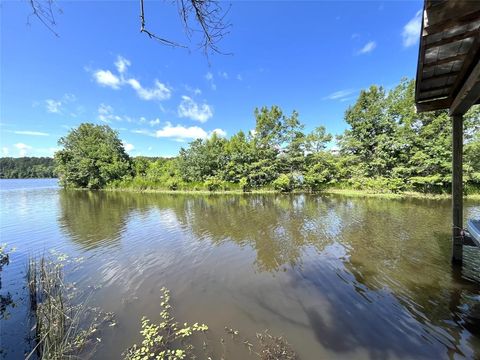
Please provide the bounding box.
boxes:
[338,85,397,178]
[54,123,131,189]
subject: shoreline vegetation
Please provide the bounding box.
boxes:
[102,186,480,200]
[49,80,480,197]
[3,79,479,198]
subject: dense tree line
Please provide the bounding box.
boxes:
[52,78,480,193]
[0,157,56,178]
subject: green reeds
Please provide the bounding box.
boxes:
[26,254,113,360]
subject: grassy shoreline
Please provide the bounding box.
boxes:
[101,186,480,200]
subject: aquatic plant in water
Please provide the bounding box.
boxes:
[124,287,209,360]
[125,287,298,360]
[0,243,15,320]
[26,252,114,359]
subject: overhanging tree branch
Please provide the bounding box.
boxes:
[28,0,60,37]
[27,0,231,54]
[139,0,186,48]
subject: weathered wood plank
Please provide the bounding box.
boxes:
[415,97,451,112]
[422,53,465,68]
[415,4,427,104]
[448,33,480,111]
[449,59,480,116]
[425,29,479,49]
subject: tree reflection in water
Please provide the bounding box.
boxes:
[57,191,480,358]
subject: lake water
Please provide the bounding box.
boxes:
[1,178,480,359]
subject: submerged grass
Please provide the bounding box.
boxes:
[323,188,480,200]
[26,253,114,360]
[0,244,15,321]
[103,185,480,201]
[125,287,298,360]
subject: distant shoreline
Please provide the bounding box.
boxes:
[103,186,480,201]
[3,178,480,200]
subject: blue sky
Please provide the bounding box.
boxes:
[1,0,423,157]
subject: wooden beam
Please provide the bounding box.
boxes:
[425,29,479,49]
[415,4,427,103]
[422,71,459,83]
[449,58,480,116]
[448,34,480,115]
[419,84,452,94]
[423,53,465,68]
[424,7,480,35]
[451,114,463,265]
[416,97,451,112]
[418,93,451,103]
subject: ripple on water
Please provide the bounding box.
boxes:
[1,184,480,360]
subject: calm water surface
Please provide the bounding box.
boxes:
[1,179,480,359]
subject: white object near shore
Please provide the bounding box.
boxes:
[467,219,480,247]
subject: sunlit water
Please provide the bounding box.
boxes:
[1,179,480,359]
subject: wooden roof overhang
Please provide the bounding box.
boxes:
[415,0,480,115]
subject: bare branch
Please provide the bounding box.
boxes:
[178,0,232,55]
[27,0,231,54]
[27,0,60,37]
[139,0,187,48]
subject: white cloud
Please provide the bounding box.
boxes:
[115,56,131,73]
[236,74,243,81]
[340,96,356,103]
[44,94,77,114]
[93,70,121,89]
[178,96,213,123]
[149,118,161,126]
[134,122,226,142]
[63,93,76,102]
[132,129,155,136]
[2,147,9,156]
[402,10,422,48]
[123,142,135,152]
[156,122,208,140]
[358,41,376,54]
[92,57,171,101]
[13,131,49,136]
[323,89,355,101]
[97,103,122,123]
[14,143,32,157]
[45,99,62,113]
[98,103,113,115]
[219,71,229,79]
[185,85,202,96]
[205,72,216,90]
[211,128,227,137]
[127,79,171,101]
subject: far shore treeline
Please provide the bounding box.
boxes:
[0,157,55,179]
[2,79,480,194]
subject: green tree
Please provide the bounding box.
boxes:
[304,126,332,154]
[338,85,397,178]
[54,123,131,189]
[272,173,293,192]
[178,133,227,182]
[222,130,255,182]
